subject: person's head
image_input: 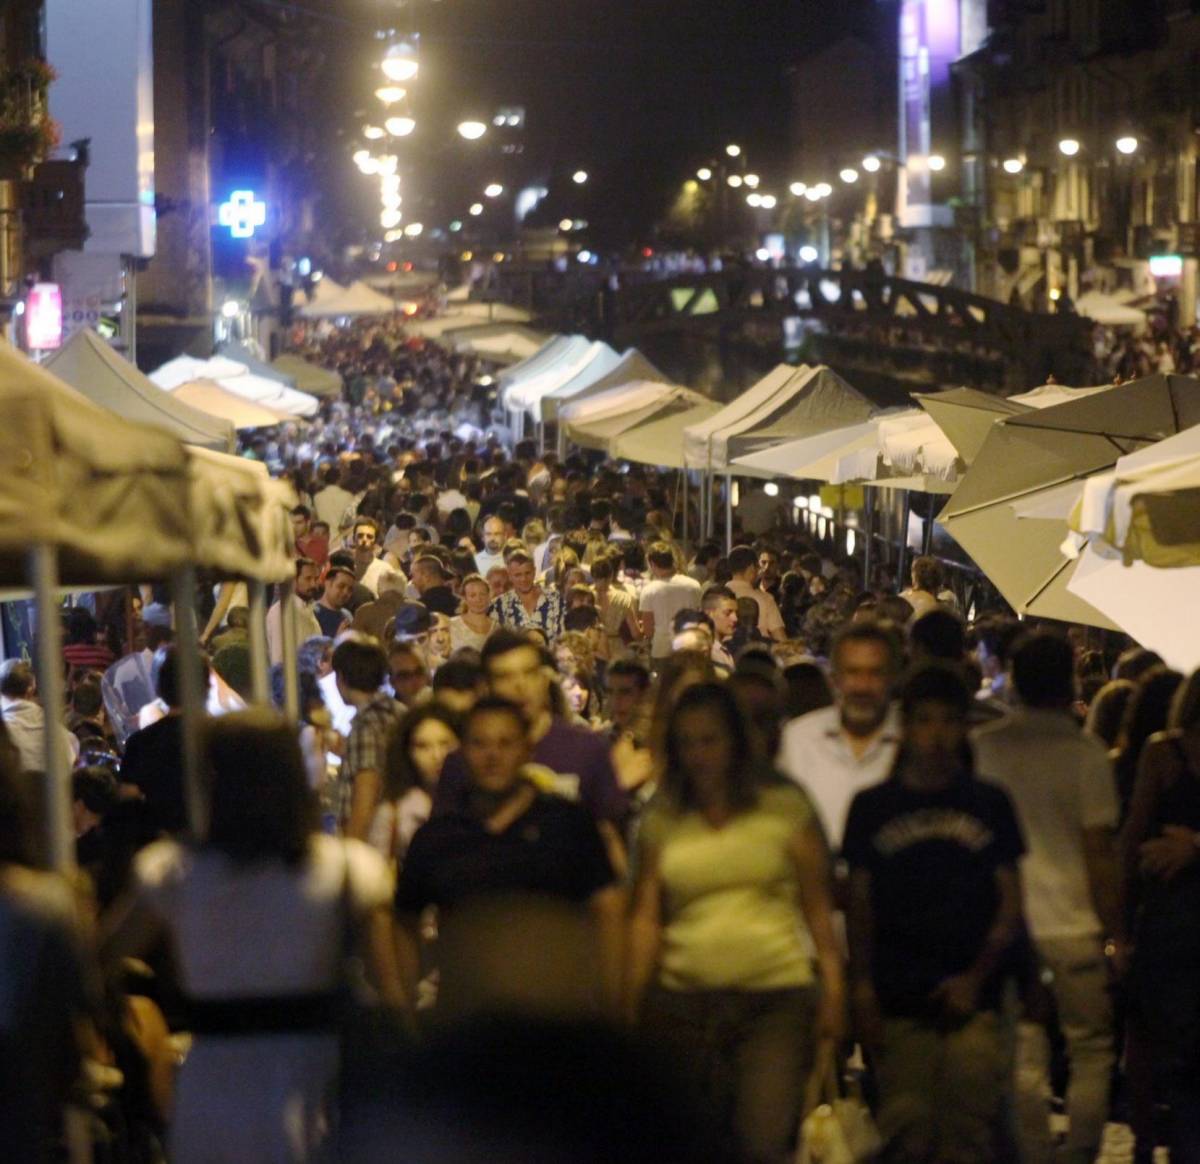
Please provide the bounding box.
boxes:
[431,654,487,713]
[1011,632,1075,710]
[561,666,597,720]
[1084,679,1135,748]
[71,675,105,721]
[290,504,312,539]
[156,647,210,710]
[427,612,452,657]
[1169,669,1200,734]
[734,597,759,633]
[830,621,902,737]
[481,516,507,555]
[486,564,511,598]
[729,660,789,758]
[606,659,650,732]
[72,765,118,836]
[567,584,595,611]
[384,703,461,800]
[352,517,379,558]
[204,710,315,865]
[757,548,780,583]
[727,544,758,583]
[0,659,35,701]
[783,660,834,719]
[661,681,758,813]
[971,616,1025,681]
[910,555,942,594]
[297,635,334,678]
[1116,666,1185,766]
[411,555,446,596]
[458,572,491,616]
[462,696,531,795]
[908,609,965,662]
[701,585,738,641]
[377,569,407,598]
[647,542,676,578]
[332,636,388,697]
[323,566,357,610]
[588,555,614,588]
[481,630,550,720]
[388,640,430,704]
[506,550,537,595]
[897,662,972,784]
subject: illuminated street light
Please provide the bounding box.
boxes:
[384,229,404,243]
[376,155,398,175]
[381,192,402,209]
[697,167,712,181]
[381,40,419,83]
[457,120,487,140]
[760,193,777,209]
[469,202,484,216]
[449,220,462,231]
[744,173,760,188]
[363,125,385,140]
[403,222,423,237]
[492,115,506,127]
[804,187,821,202]
[862,155,881,173]
[1058,138,1081,157]
[755,247,771,261]
[385,116,416,137]
[572,170,589,184]
[763,482,779,497]
[221,300,240,319]
[380,173,400,191]
[380,208,402,229]
[815,182,832,197]
[840,167,859,183]
[1116,135,1139,155]
[727,174,743,188]
[358,157,380,176]
[1002,157,1025,174]
[578,250,593,263]
[789,181,807,196]
[375,86,406,104]
[559,218,573,231]
[928,154,946,171]
[726,143,741,157]
[799,245,819,263]
[484,183,504,198]
[746,192,762,207]
[353,149,370,165]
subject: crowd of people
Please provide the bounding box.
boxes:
[2,309,1199,1164]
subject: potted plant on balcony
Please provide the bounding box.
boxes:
[0,59,59,180]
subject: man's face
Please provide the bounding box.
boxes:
[832,640,893,737]
[353,524,377,559]
[906,699,967,776]
[508,559,536,595]
[607,673,645,730]
[389,650,429,703]
[412,563,436,593]
[486,645,549,719]
[710,598,738,640]
[296,563,321,601]
[758,552,779,582]
[482,518,506,554]
[291,512,310,539]
[324,571,356,610]
[464,710,529,794]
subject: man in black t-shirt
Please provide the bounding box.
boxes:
[843,663,1025,1164]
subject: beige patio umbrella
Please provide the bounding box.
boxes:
[939,373,1200,626]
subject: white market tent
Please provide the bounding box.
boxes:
[541,348,669,426]
[681,365,804,471]
[611,393,724,470]
[217,341,296,386]
[167,379,290,429]
[497,334,584,388]
[444,324,555,366]
[731,415,888,483]
[405,300,533,338]
[1076,290,1148,329]
[560,382,697,451]
[270,354,343,398]
[501,336,597,438]
[151,355,319,418]
[43,328,236,453]
[299,277,348,313]
[299,280,396,318]
[528,341,624,424]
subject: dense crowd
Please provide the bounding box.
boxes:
[2,310,1199,1164]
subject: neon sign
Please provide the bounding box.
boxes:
[217,190,267,239]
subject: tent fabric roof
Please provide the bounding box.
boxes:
[150,355,319,418]
[217,341,296,387]
[43,329,235,453]
[270,354,343,398]
[561,383,699,451]
[1076,291,1148,327]
[305,280,397,318]
[540,349,669,424]
[405,301,533,337]
[497,335,579,387]
[731,417,883,482]
[528,342,624,422]
[442,324,553,365]
[503,337,602,413]
[166,379,290,429]
[612,397,725,469]
[682,364,801,470]
[0,339,191,585]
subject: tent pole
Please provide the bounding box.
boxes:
[30,544,72,873]
[171,566,208,840]
[682,470,689,551]
[280,579,300,723]
[247,579,270,706]
[725,473,733,555]
[922,502,935,556]
[864,488,876,589]
[897,491,913,594]
[536,420,545,456]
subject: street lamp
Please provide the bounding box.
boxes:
[928,154,946,172]
[840,167,859,183]
[727,174,743,188]
[1058,138,1081,157]
[1116,135,1139,155]
[375,86,406,104]
[558,218,573,231]
[804,187,821,202]
[744,173,760,188]
[697,167,712,181]
[862,155,881,173]
[760,193,777,209]
[363,125,385,140]
[814,182,832,198]
[457,120,487,140]
[385,116,416,137]
[799,245,819,263]
[380,208,402,228]
[484,183,504,198]
[726,144,741,157]
[746,192,762,207]
[381,40,419,83]
[403,222,423,237]
[1002,157,1025,174]
[789,181,807,197]
[572,170,589,184]
[469,202,484,216]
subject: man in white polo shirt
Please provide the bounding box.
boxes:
[638,542,701,667]
[777,621,902,846]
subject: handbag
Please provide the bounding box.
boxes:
[796,1041,881,1164]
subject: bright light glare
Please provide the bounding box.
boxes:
[353,149,370,165]
[746,192,762,207]
[376,155,398,175]
[375,86,406,104]
[572,170,588,184]
[1116,135,1138,155]
[726,144,741,157]
[862,155,881,173]
[1058,138,1081,157]
[493,115,506,127]
[763,482,779,497]
[358,158,380,176]
[449,220,462,231]
[469,202,484,216]
[380,209,402,228]
[381,42,419,83]
[385,116,416,137]
[1003,157,1024,174]
[815,183,832,197]
[799,245,819,263]
[760,194,777,209]
[794,496,808,510]
[380,173,400,192]
[789,181,807,196]
[697,167,712,181]
[840,168,859,183]
[928,154,946,171]
[578,250,593,263]
[755,247,770,261]
[727,174,743,188]
[384,229,404,242]
[506,115,520,126]
[457,120,487,140]
[403,222,423,237]
[804,187,821,202]
[1049,287,1061,301]
[381,192,402,210]
[221,300,240,319]
[484,183,504,198]
[744,173,760,188]
[846,529,856,555]
[558,218,573,231]
[363,125,385,140]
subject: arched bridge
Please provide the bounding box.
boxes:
[489,266,1098,393]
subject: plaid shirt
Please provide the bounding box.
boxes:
[490,585,566,640]
[336,692,405,828]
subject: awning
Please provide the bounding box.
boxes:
[151,355,319,418]
[612,396,724,469]
[270,354,343,398]
[166,379,290,429]
[561,382,699,451]
[540,349,669,423]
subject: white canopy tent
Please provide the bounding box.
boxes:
[443,324,553,365]
[299,280,396,318]
[167,379,290,429]
[560,382,696,451]
[528,342,624,424]
[497,334,583,389]
[682,364,803,472]
[270,354,343,398]
[542,349,668,426]
[1076,291,1148,329]
[501,336,597,439]
[151,355,320,418]
[44,328,235,453]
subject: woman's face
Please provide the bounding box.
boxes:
[673,705,733,801]
[464,709,529,794]
[409,718,459,789]
[463,580,492,615]
[562,674,587,715]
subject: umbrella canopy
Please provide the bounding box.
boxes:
[43,328,235,453]
[540,349,669,424]
[218,341,297,387]
[0,339,190,584]
[167,379,290,429]
[682,364,803,470]
[612,396,724,469]
[940,373,1200,626]
[528,341,624,423]
[561,383,699,451]
[270,354,343,398]
[915,388,1033,466]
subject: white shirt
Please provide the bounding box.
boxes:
[357,555,391,598]
[0,697,79,773]
[474,548,506,577]
[312,484,356,532]
[266,595,323,666]
[777,703,902,846]
[972,708,1118,940]
[639,572,702,657]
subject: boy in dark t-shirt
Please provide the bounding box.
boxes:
[843,663,1025,1164]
